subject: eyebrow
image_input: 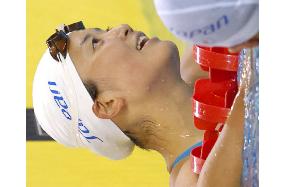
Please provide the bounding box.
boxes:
[80,28,103,46]
[80,34,91,46]
[93,28,102,31]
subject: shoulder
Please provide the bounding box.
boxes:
[170,158,198,187]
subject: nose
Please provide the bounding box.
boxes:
[108,24,133,40]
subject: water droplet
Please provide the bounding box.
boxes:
[155,123,161,127]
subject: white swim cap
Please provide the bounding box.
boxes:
[33,50,134,160]
[154,0,259,47]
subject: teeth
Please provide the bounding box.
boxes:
[137,35,147,50]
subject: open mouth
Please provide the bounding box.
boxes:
[136,32,149,50]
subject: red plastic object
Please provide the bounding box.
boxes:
[201,131,219,159]
[209,68,237,82]
[190,45,239,174]
[193,45,239,71]
[190,132,219,174]
[192,79,236,130]
[203,130,219,142]
[190,146,205,174]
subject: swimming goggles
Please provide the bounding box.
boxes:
[46,21,85,62]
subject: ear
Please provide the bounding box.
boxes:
[92,97,125,119]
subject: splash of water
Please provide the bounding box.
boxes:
[239,47,259,187]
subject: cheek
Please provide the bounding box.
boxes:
[117,59,150,90]
[95,44,148,86]
[110,56,153,96]
[122,42,180,88]
[94,41,180,97]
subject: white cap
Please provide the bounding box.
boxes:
[33,50,134,160]
[154,0,259,47]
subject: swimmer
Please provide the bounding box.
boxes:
[33,22,247,187]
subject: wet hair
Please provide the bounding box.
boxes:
[82,80,148,150]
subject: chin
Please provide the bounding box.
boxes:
[147,41,181,83]
[159,40,180,71]
[167,40,180,62]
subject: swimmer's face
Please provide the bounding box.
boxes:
[68,24,180,101]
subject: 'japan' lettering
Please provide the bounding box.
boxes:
[48,81,72,120]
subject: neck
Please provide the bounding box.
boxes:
[144,80,203,173]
